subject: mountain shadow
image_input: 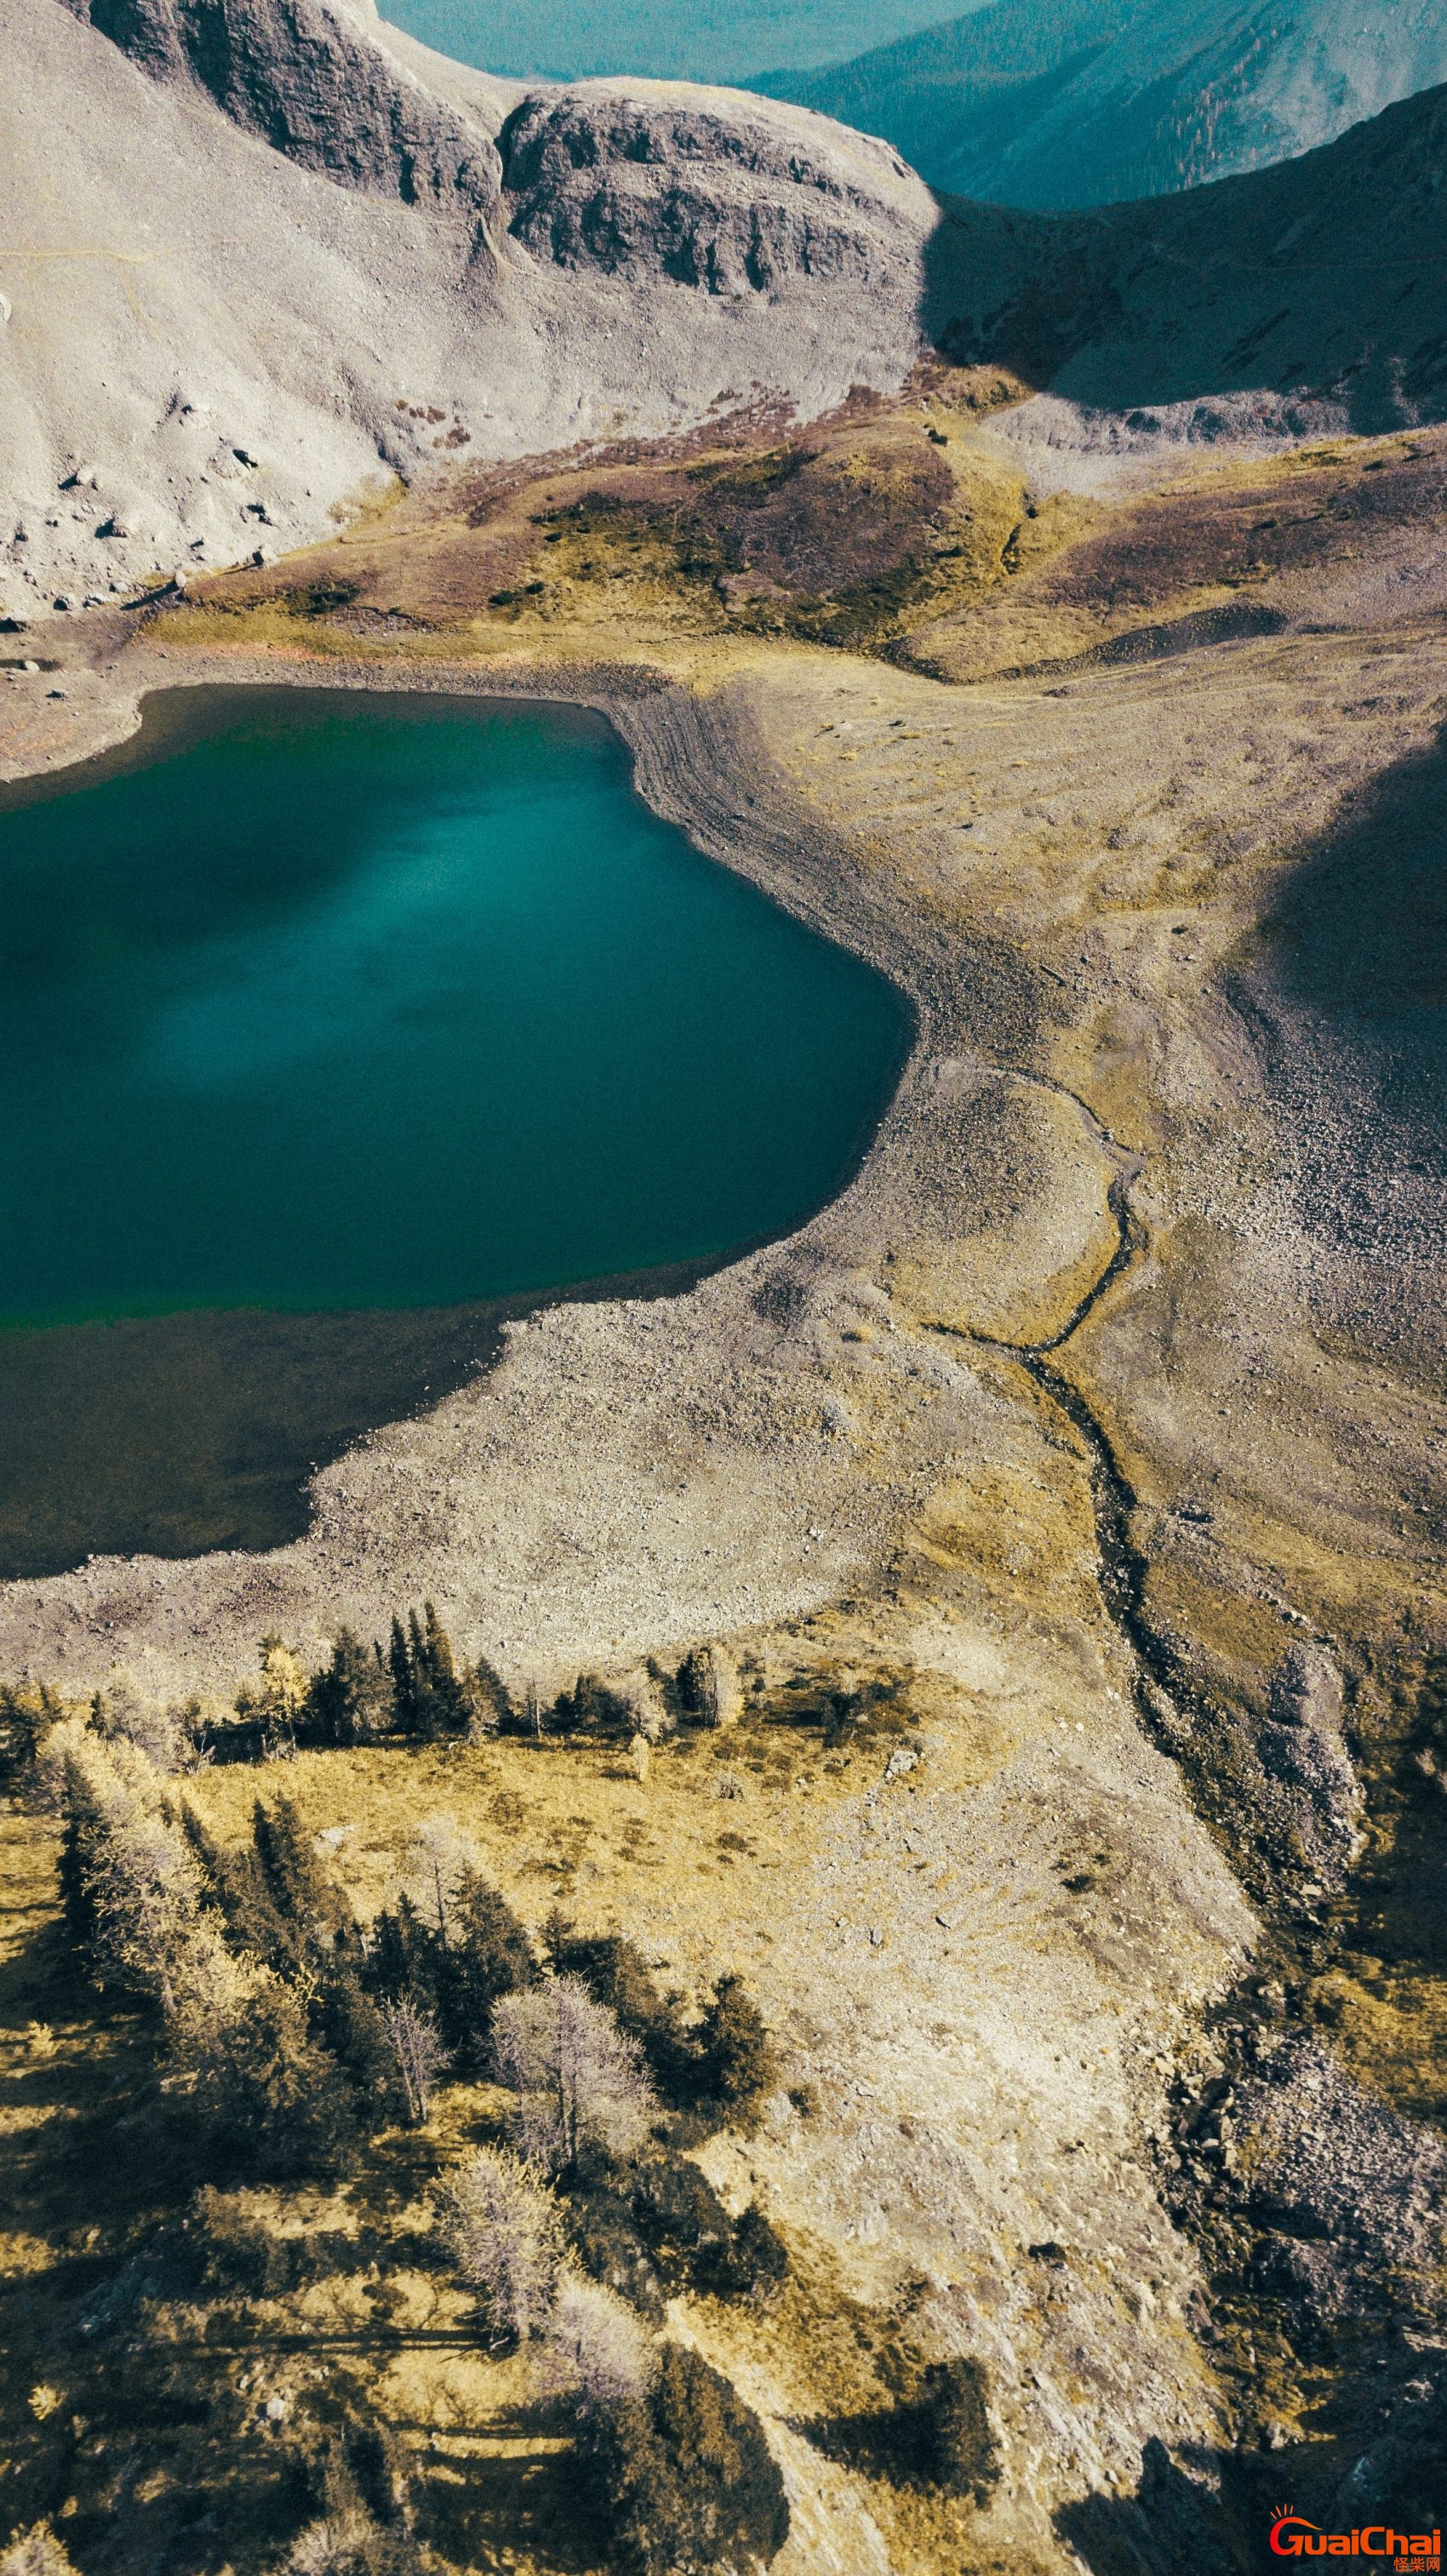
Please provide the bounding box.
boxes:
[921,77,1447,435]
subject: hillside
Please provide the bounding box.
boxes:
[921,74,1447,474]
[753,0,1447,209]
[13,0,1447,622]
[1,0,931,614]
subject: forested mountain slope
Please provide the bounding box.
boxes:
[754,0,1447,208]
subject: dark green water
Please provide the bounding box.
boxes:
[0,688,910,1574]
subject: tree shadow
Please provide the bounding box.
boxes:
[1056,2404,1447,2574]
[786,2399,941,2489]
[1055,2439,1246,2576]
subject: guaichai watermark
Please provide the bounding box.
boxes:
[1269,2511,1440,2563]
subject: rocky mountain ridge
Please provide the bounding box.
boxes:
[60,0,504,211]
[11,0,1447,619]
[3,0,930,613]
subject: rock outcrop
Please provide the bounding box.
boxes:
[500,88,919,293]
[1236,2032,1447,2326]
[59,0,502,214]
[1255,1642,1362,1891]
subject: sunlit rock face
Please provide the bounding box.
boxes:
[499,87,924,294]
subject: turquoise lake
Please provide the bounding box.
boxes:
[0,688,911,1573]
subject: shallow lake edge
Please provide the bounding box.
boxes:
[0,656,927,1580]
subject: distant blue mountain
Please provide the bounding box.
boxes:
[750,0,1447,209]
[375,0,983,84]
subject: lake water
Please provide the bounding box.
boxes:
[0,688,910,1574]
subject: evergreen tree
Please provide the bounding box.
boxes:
[252,1796,353,1962]
[204,1836,297,1972]
[366,1893,437,2013]
[57,1775,103,1958]
[470,1656,514,1734]
[923,2356,998,2500]
[581,2345,789,2575]
[388,1616,416,1735]
[368,1872,533,2061]
[432,1867,535,2059]
[313,1970,410,2128]
[419,1602,472,1737]
[305,1627,394,1746]
[0,1682,62,1791]
[388,1603,473,1741]
[723,2201,789,2298]
[173,1955,357,2176]
[695,1973,775,2115]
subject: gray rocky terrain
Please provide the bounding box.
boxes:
[12,0,1447,620]
[3,0,931,612]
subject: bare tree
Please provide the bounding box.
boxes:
[623,1670,672,1745]
[403,1812,483,1941]
[90,1665,198,1773]
[491,1976,655,2173]
[382,1997,449,2123]
[542,2274,655,2414]
[280,2514,387,2576]
[435,2145,565,2341]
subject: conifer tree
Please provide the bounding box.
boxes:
[366,1891,435,2011]
[470,1655,514,1734]
[433,1867,535,2059]
[695,1973,775,2115]
[368,1871,533,2061]
[180,1802,286,1963]
[581,2344,789,2574]
[305,1627,393,1746]
[388,1615,417,1735]
[314,1969,410,2125]
[187,1816,296,1973]
[0,1682,62,1791]
[252,1796,353,1962]
[421,1602,471,1735]
[387,1602,476,1741]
